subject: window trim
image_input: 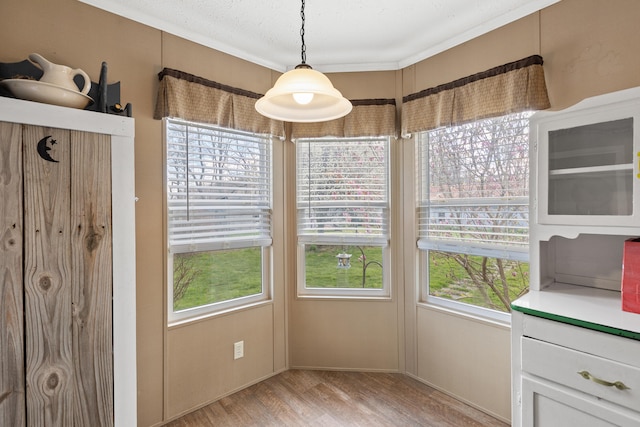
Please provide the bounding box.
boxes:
[295,136,392,299]
[416,112,532,320]
[167,247,272,325]
[165,118,273,325]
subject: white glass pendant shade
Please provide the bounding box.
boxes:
[255,65,352,122]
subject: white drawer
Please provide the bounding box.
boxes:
[522,376,640,427]
[522,336,640,412]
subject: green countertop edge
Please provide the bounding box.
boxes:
[511,304,640,341]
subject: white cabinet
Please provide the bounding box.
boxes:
[512,87,640,427]
[531,88,640,227]
[512,311,640,427]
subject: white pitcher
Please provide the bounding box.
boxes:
[29,53,91,94]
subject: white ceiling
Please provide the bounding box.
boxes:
[79,0,560,73]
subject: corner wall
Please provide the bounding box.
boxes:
[286,70,403,373]
[401,0,640,421]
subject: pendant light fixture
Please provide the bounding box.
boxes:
[255,0,352,123]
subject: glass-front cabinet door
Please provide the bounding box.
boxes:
[534,99,640,226]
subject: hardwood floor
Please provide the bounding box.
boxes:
[165,370,509,426]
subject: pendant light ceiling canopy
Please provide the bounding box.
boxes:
[255,0,352,123]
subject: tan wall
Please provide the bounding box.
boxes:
[288,300,400,370]
[417,308,511,418]
[541,0,640,109]
[166,305,276,417]
[2,0,640,425]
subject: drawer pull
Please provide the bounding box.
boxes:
[578,371,631,391]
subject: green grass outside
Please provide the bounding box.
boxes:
[173,245,384,311]
[174,246,528,313]
[173,248,262,311]
[304,245,383,289]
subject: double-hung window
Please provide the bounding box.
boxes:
[296,137,390,297]
[166,119,272,323]
[417,112,532,320]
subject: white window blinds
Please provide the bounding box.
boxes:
[417,112,532,261]
[297,137,389,245]
[167,119,272,253]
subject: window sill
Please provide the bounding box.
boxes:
[418,297,511,328]
[295,293,393,303]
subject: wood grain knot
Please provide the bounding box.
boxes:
[0,390,11,404]
[46,373,59,390]
[86,231,102,252]
[7,238,15,246]
[39,276,52,291]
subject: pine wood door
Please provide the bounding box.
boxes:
[0,122,113,426]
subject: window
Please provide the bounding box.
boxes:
[296,137,390,297]
[166,119,272,323]
[417,112,532,320]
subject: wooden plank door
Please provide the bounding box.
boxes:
[23,125,113,426]
[0,121,26,427]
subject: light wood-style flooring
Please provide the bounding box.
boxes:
[165,370,509,426]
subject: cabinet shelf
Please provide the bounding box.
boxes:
[549,163,633,176]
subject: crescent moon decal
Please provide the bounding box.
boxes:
[36,136,59,163]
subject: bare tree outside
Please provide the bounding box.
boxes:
[172,254,201,301]
[420,112,533,312]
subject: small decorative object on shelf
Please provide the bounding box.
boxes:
[0,54,131,116]
[29,53,91,94]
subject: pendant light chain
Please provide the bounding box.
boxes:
[254,0,352,122]
[300,0,307,65]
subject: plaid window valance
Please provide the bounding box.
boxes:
[154,55,550,141]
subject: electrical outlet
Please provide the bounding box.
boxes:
[234,341,244,360]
